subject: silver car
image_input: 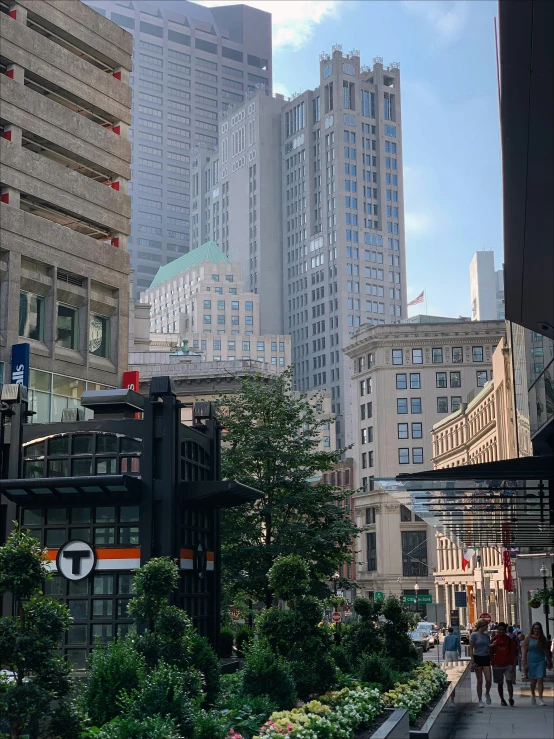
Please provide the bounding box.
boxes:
[410,629,430,652]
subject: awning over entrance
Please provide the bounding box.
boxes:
[0,474,143,505]
[387,456,554,548]
[179,480,263,509]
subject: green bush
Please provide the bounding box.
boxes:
[119,662,197,738]
[235,626,252,658]
[330,643,351,674]
[380,596,418,670]
[340,598,384,669]
[193,709,228,739]
[48,699,84,739]
[241,639,297,709]
[358,653,397,692]
[219,626,234,658]
[80,638,145,727]
[92,714,182,739]
[267,554,310,602]
[190,633,220,705]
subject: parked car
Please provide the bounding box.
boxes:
[410,629,430,652]
[416,621,436,646]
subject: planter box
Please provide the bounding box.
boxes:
[409,661,472,739]
[220,657,240,674]
[355,709,409,739]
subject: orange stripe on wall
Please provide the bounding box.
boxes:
[45,550,58,561]
[96,548,141,560]
[180,548,193,559]
[206,551,214,562]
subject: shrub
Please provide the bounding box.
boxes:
[93,714,182,739]
[190,633,220,705]
[235,626,252,658]
[193,709,228,739]
[219,626,234,658]
[267,554,310,603]
[358,653,397,692]
[241,639,297,709]
[380,596,418,670]
[48,699,84,739]
[330,644,351,674]
[81,638,145,727]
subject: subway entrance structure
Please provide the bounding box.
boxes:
[0,377,260,668]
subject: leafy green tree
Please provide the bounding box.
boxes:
[217,367,359,606]
[0,525,75,739]
[380,595,418,670]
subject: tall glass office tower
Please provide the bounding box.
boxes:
[85,0,272,297]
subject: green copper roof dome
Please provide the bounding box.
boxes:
[149,241,230,288]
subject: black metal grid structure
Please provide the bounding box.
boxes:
[390,456,554,548]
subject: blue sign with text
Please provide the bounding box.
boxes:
[454,591,467,608]
[11,343,30,387]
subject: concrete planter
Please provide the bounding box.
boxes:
[365,709,410,739]
[409,662,472,739]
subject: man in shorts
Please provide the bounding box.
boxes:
[490,622,518,706]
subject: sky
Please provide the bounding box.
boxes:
[199,0,504,318]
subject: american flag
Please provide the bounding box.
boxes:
[407,290,425,307]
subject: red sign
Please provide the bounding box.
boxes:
[480,612,491,623]
[230,607,240,621]
[122,370,140,392]
[332,611,342,623]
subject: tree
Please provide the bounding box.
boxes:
[0,525,74,739]
[217,367,359,606]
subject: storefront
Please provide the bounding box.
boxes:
[0,377,260,666]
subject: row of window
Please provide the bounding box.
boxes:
[20,292,110,358]
[392,347,484,365]
[203,315,253,325]
[202,300,253,310]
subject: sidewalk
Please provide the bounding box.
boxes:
[450,667,554,739]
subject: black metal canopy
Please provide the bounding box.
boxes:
[179,480,263,509]
[0,474,143,505]
[390,456,554,548]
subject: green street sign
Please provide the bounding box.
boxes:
[403,595,416,604]
[419,594,433,604]
[374,591,384,601]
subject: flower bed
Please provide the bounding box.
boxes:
[382,663,448,724]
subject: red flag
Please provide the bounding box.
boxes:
[461,548,474,571]
[407,290,424,307]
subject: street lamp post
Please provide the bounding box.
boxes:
[540,564,550,627]
[414,581,420,618]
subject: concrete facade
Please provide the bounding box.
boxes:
[84,0,272,298]
[343,319,505,606]
[470,251,505,321]
[139,242,291,369]
[191,88,286,335]
[0,0,132,421]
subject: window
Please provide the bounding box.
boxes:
[410,373,421,389]
[360,404,366,420]
[366,506,376,524]
[409,423,421,439]
[57,305,78,350]
[392,349,403,365]
[245,301,253,311]
[400,504,412,521]
[396,373,407,389]
[361,428,367,444]
[397,398,408,414]
[472,346,484,362]
[411,398,421,414]
[452,347,463,363]
[436,372,447,388]
[412,348,423,364]
[476,370,488,387]
[89,315,110,358]
[412,448,423,464]
[231,301,239,310]
[360,379,365,397]
[437,396,449,413]
[203,299,211,309]
[398,448,410,464]
[432,348,443,363]
[450,371,461,388]
[402,531,427,577]
[367,532,377,571]
[398,423,409,439]
[19,292,45,341]
[451,396,462,412]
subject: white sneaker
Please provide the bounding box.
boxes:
[485,694,492,705]
[477,701,484,708]
[536,699,546,706]
[531,695,536,705]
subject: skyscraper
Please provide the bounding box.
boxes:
[196,47,406,447]
[85,0,272,298]
[469,251,505,321]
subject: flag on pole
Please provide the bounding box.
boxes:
[461,548,474,571]
[407,290,425,307]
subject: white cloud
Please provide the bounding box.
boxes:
[405,211,434,238]
[401,0,469,45]
[198,0,342,51]
[273,80,292,100]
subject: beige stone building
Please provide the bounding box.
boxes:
[0,0,132,421]
[431,336,519,625]
[344,318,505,613]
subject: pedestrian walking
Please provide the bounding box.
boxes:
[490,622,518,706]
[522,622,553,706]
[443,626,462,667]
[469,618,492,707]
[507,626,520,684]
